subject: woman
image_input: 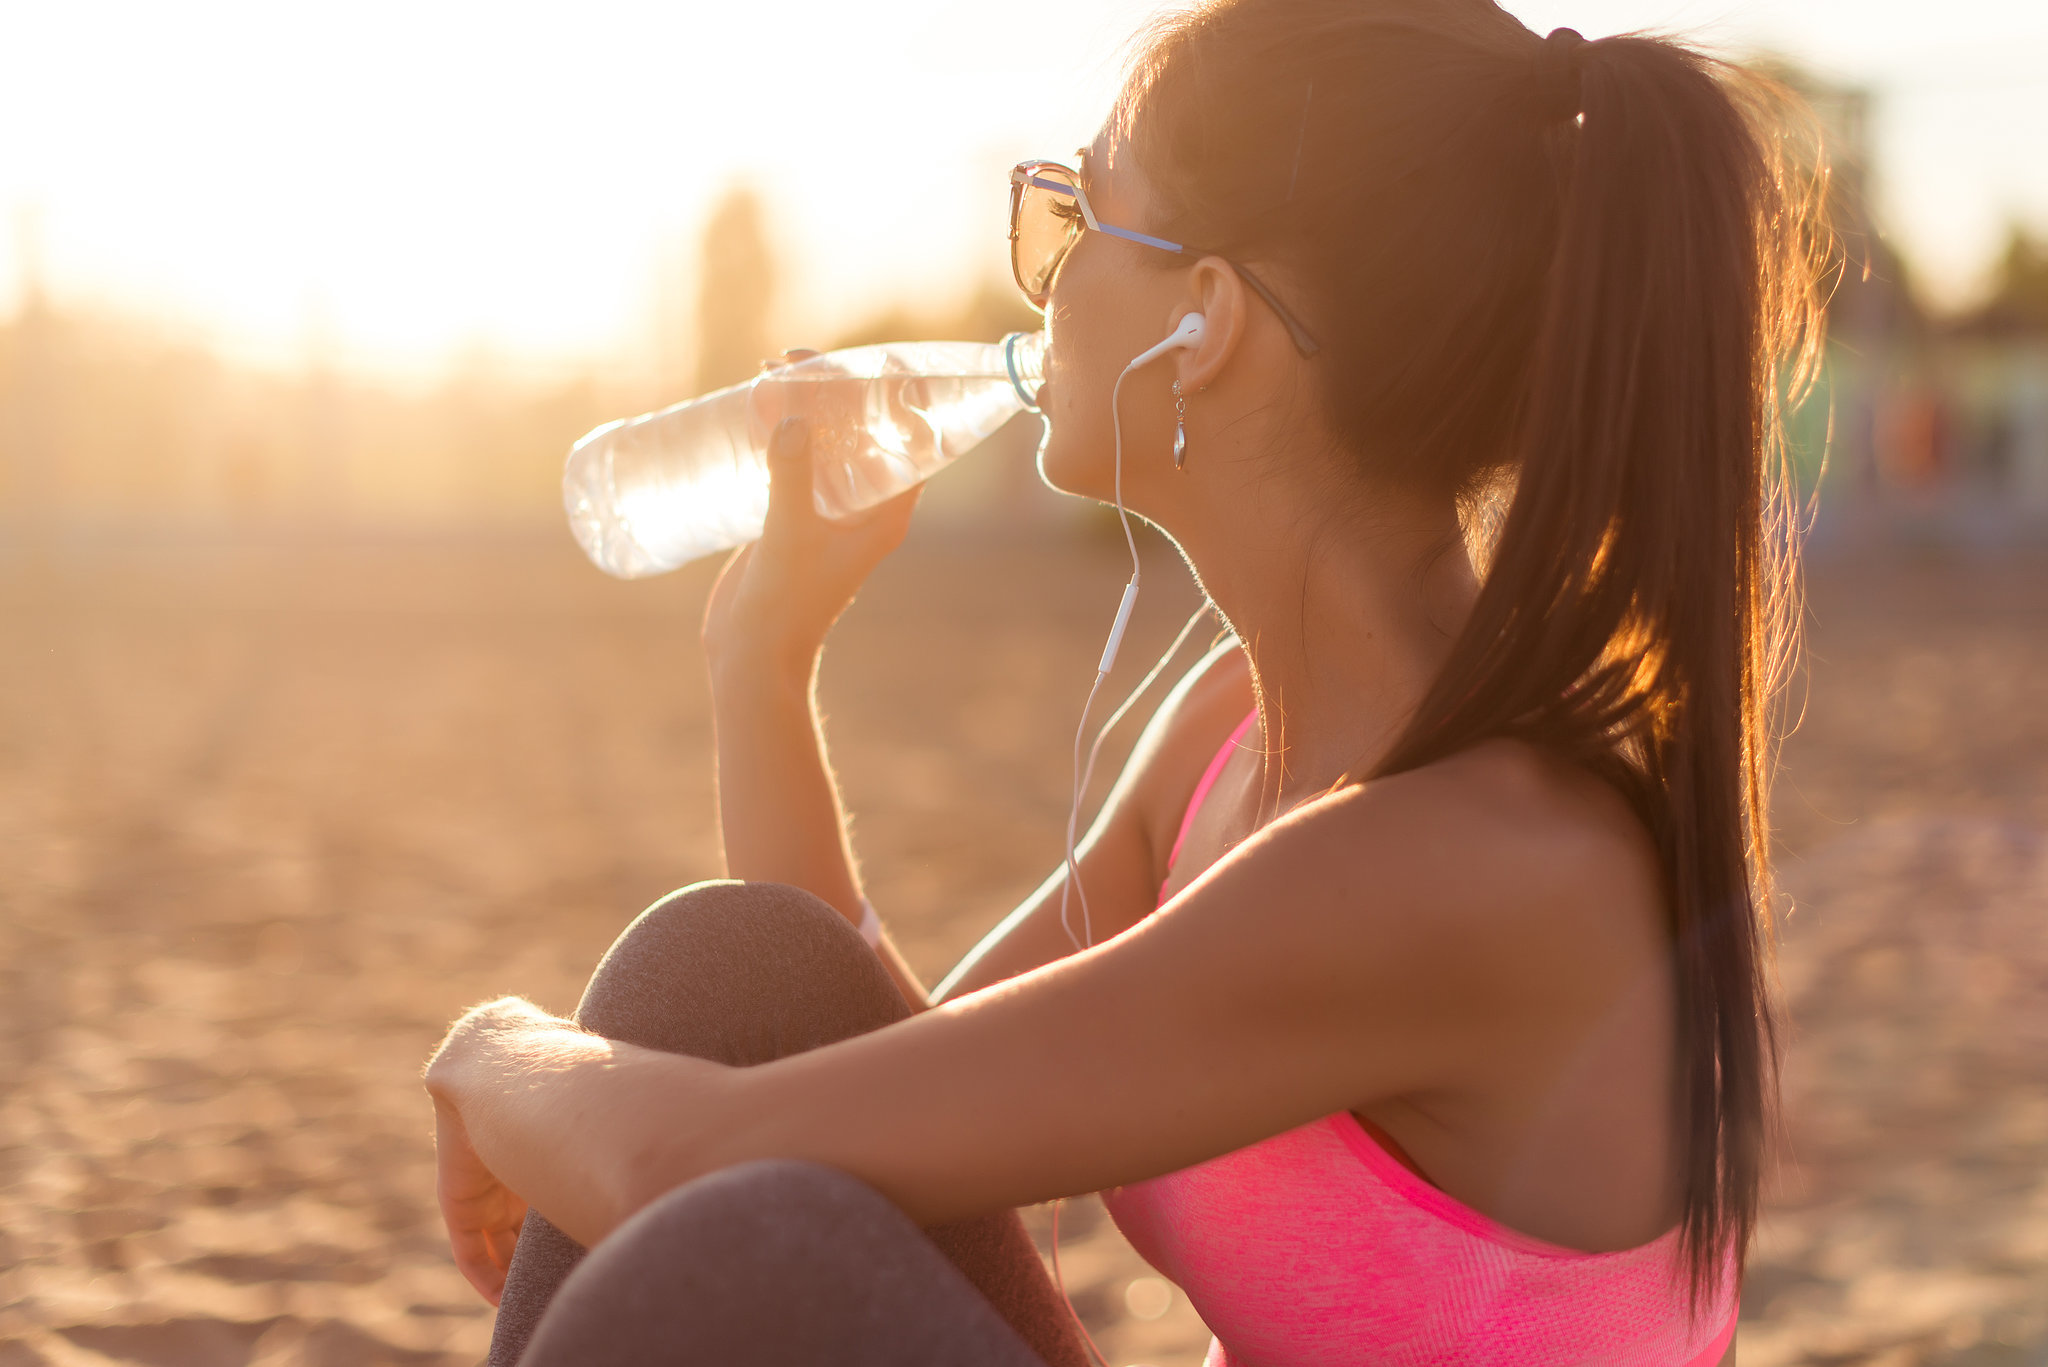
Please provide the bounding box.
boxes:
[424,1,1826,1362]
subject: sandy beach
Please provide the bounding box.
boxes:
[1,526,2042,1366]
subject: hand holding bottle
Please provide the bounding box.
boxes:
[696,368,932,1013]
[701,407,924,679]
[564,332,1042,577]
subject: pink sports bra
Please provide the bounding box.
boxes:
[1096,708,1737,1366]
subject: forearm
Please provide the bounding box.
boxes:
[708,652,932,1008]
[710,652,860,908]
[430,805,1426,1249]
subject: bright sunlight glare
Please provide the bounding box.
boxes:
[3,0,2044,378]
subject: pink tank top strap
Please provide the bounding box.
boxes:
[1167,707,1260,873]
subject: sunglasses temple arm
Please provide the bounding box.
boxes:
[1234,263,1322,358]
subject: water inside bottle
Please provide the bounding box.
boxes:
[747,344,1028,519]
[566,334,1044,577]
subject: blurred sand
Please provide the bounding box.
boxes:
[0,527,2043,1366]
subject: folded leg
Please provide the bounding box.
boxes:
[485,879,1087,1367]
[519,1158,1058,1367]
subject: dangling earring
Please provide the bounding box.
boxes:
[1172,380,1189,471]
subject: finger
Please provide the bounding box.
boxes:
[453,1231,508,1304]
[759,348,821,375]
[858,477,924,519]
[709,541,753,595]
[485,1220,524,1273]
[840,478,925,536]
[763,416,816,537]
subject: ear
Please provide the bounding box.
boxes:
[1174,256,1251,392]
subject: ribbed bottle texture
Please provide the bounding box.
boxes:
[564,332,1045,577]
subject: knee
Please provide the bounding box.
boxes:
[630,1158,894,1261]
[597,880,836,974]
[574,881,908,1060]
[523,1161,917,1364]
[607,1159,916,1300]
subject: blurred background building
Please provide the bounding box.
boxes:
[1764,63,2048,550]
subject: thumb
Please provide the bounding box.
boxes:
[764,416,816,537]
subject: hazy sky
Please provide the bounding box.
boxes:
[4,0,2044,377]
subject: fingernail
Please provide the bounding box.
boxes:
[776,415,809,442]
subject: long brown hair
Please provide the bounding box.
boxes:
[1118,0,1830,1302]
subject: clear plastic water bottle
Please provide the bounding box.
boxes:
[564,331,1047,577]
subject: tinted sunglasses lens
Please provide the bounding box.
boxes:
[1013,167,1082,306]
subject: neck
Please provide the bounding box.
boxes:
[1181,481,1480,817]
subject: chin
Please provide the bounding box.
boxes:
[1030,380,1127,504]
[1033,424,1108,503]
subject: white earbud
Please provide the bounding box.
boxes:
[1124,311,1207,371]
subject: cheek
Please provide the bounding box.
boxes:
[1034,262,1126,497]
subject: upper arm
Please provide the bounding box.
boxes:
[928,636,1251,1005]
[702,762,1602,1227]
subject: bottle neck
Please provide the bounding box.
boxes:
[1002,330,1046,413]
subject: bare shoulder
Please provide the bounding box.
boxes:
[1258,738,1667,994]
[1392,738,1659,898]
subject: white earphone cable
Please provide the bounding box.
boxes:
[1058,360,1174,954]
[1056,599,1213,953]
[1049,326,1209,1367]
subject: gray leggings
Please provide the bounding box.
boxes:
[486,880,1092,1367]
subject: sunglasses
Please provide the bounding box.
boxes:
[1007,157,1322,359]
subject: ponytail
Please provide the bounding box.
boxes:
[1368,35,1826,1300]
[1122,0,1829,1306]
